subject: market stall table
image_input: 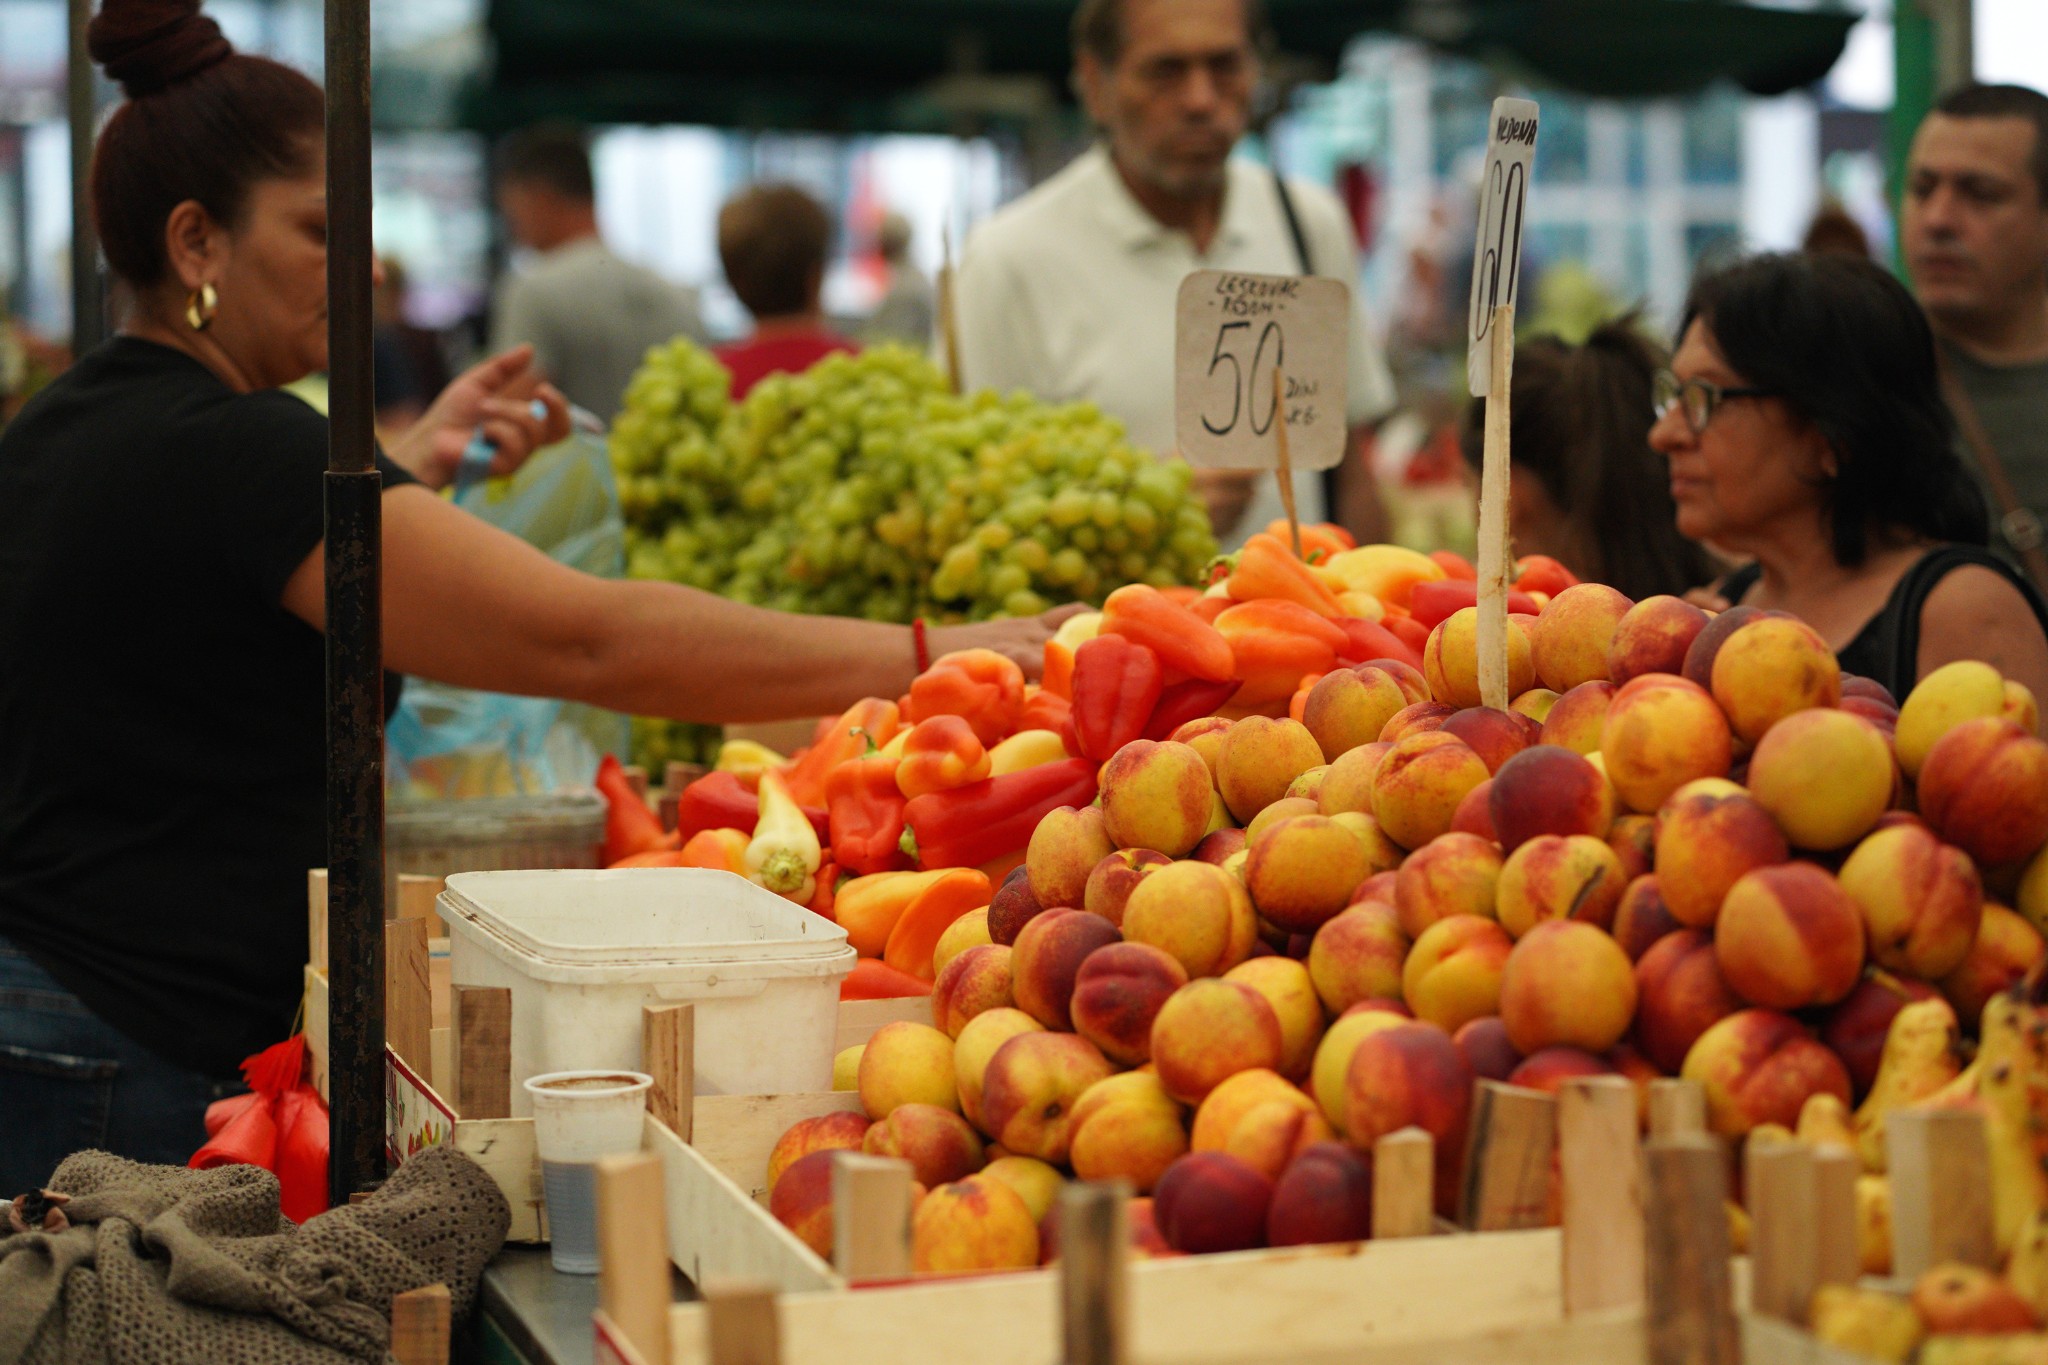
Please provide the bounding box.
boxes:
[478,1249,691,1365]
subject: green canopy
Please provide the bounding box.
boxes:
[464,0,1860,133]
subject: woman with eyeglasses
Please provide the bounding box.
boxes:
[1653,252,2048,703]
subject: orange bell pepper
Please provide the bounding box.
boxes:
[896,715,991,800]
[1100,584,1234,683]
[1227,533,1343,616]
[1215,599,1344,707]
[1289,672,1326,723]
[807,863,841,921]
[782,698,901,807]
[883,868,993,981]
[1159,585,1205,607]
[1188,594,1231,625]
[834,868,954,957]
[597,753,678,865]
[1019,687,1072,739]
[677,827,749,872]
[906,649,1027,747]
[1513,554,1579,598]
[607,848,694,869]
[840,956,934,1000]
[1039,612,1101,702]
[1431,550,1477,582]
[1261,519,1356,561]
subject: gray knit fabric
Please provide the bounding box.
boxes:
[0,1146,509,1365]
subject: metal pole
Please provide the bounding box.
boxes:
[324,0,386,1205]
[67,0,104,351]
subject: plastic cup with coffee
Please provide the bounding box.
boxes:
[523,1069,653,1274]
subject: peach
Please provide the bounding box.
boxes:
[1654,782,1788,926]
[1310,1008,1413,1128]
[1217,717,1328,825]
[768,1149,841,1260]
[933,907,994,976]
[1680,1008,1852,1136]
[859,1020,959,1119]
[1680,604,1768,691]
[913,1175,1040,1273]
[1343,1019,1475,1157]
[1192,828,1247,865]
[1424,607,1536,709]
[1026,804,1116,910]
[1307,901,1409,1013]
[833,1045,863,1092]
[1286,767,1328,803]
[1316,741,1391,816]
[766,1111,872,1193]
[1067,1071,1189,1194]
[978,1031,1116,1163]
[953,1008,1044,1130]
[1539,681,1616,757]
[1498,920,1637,1055]
[1224,956,1326,1081]
[1352,869,1400,907]
[862,1102,987,1188]
[1071,942,1189,1066]
[1246,814,1376,933]
[1821,970,1942,1099]
[1451,780,1499,841]
[1710,616,1842,744]
[1371,730,1491,850]
[1496,834,1627,937]
[1455,1016,1523,1082]
[1193,1072,1331,1179]
[1267,1141,1374,1247]
[1381,700,1457,745]
[1083,848,1172,927]
[1940,902,2047,1024]
[1011,909,1121,1032]
[1442,706,1544,774]
[1715,864,1866,1010]
[979,1155,1063,1224]
[1911,1264,2042,1334]
[1633,928,1744,1074]
[1608,815,1659,885]
[1328,810,1405,877]
[1605,595,1710,686]
[1394,831,1503,937]
[1123,859,1259,979]
[1896,660,2011,779]
[1840,695,1900,737]
[1151,979,1286,1104]
[2007,681,2041,732]
[1612,874,1683,961]
[1747,708,1894,852]
[1843,675,1900,707]
[1303,662,1427,763]
[1488,744,1614,852]
[1919,717,2048,868]
[1245,796,1322,848]
[1153,1151,1275,1254]
[987,870,1045,946]
[1171,715,1234,785]
[1191,1069,1316,1148]
[932,944,1016,1037]
[1600,676,1734,813]
[1512,688,1561,722]
[1402,914,1514,1034]
[1532,583,1634,692]
[1838,824,1984,981]
[1100,740,1217,858]
[1507,1046,1618,1093]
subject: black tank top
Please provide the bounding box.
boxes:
[1718,545,2048,701]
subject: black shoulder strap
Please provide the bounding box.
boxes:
[1889,544,2048,688]
[1718,562,1763,603]
[1272,168,1314,278]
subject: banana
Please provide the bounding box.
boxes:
[1856,997,1966,1172]
[1808,1285,1922,1364]
[1977,990,2048,1257]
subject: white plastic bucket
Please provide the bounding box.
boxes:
[438,869,856,1115]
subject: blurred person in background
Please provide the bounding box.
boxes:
[491,126,708,424]
[1459,322,1722,601]
[1903,84,2048,583]
[1801,202,1873,258]
[862,210,935,347]
[372,255,450,431]
[715,184,858,399]
[953,0,1395,546]
[1660,253,2048,702]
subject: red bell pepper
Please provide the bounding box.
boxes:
[597,753,677,865]
[827,753,911,875]
[840,957,935,1000]
[1381,611,1431,658]
[783,698,900,807]
[674,770,829,844]
[1226,533,1343,616]
[1409,579,1541,630]
[1070,635,1163,761]
[1101,584,1234,683]
[1020,687,1072,738]
[1334,617,1426,671]
[1141,677,1242,740]
[1513,554,1579,598]
[906,649,1026,747]
[896,715,991,800]
[1431,550,1477,581]
[902,758,1100,870]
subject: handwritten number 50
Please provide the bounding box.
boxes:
[1202,320,1286,437]
[1471,159,1527,342]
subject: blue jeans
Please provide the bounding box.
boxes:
[0,940,240,1193]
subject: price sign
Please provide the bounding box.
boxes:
[1174,269,1349,470]
[1467,97,1540,397]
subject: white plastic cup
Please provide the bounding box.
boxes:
[524,1069,653,1274]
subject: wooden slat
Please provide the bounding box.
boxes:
[1646,1079,1706,1139]
[307,868,329,974]
[831,1154,913,1280]
[428,937,451,1029]
[597,1152,671,1365]
[452,985,512,1120]
[390,1283,451,1365]
[645,1004,696,1143]
[1462,1081,1557,1232]
[1371,1128,1435,1240]
[451,1117,547,1243]
[1811,1145,1861,1292]
[702,1280,780,1365]
[1559,1077,1643,1315]
[1888,1107,1996,1278]
[1645,1135,1738,1365]
[689,1093,866,1201]
[385,917,431,1076]
[304,965,330,1104]
[1747,1140,1818,1325]
[428,1026,452,1100]
[834,997,933,1053]
[1060,1181,1130,1365]
[397,872,444,923]
[645,1111,840,1294]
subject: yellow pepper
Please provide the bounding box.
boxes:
[744,771,821,901]
[714,739,788,779]
[988,729,1068,775]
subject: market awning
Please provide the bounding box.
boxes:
[460,0,1860,133]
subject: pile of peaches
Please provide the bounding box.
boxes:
[765,589,2048,1276]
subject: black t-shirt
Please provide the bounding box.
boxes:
[0,338,416,1078]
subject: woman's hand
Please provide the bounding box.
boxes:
[928,604,1090,681]
[387,345,571,489]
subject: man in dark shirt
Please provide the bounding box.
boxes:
[1903,84,2048,568]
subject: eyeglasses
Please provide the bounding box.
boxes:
[1652,369,1775,434]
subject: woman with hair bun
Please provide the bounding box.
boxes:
[0,0,1069,1188]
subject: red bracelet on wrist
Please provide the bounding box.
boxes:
[911,617,932,674]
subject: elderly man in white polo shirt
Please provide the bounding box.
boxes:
[955,0,1396,546]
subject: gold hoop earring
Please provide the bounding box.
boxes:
[185,283,218,332]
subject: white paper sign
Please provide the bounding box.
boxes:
[1174,269,1349,470]
[1467,97,1541,397]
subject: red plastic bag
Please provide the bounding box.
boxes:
[190,1034,330,1223]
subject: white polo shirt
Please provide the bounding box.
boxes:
[955,144,1396,538]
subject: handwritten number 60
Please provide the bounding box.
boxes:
[1202,320,1286,437]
